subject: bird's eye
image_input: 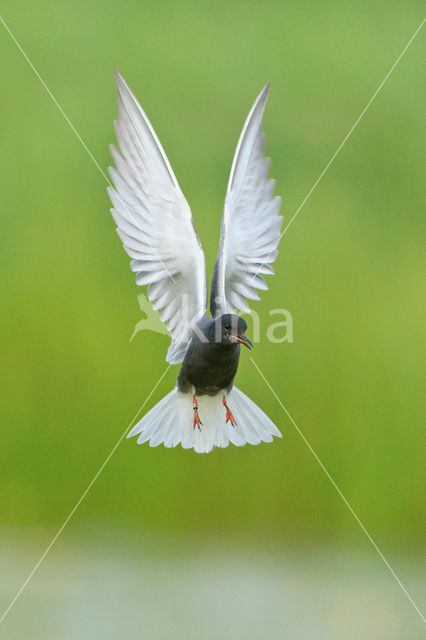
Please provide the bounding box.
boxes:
[224,324,231,332]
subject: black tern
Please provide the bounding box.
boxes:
[108,71,283,453]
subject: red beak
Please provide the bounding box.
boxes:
[230,334,253,350]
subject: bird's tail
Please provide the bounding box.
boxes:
[127,386,282,454]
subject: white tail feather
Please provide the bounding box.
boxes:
[127,386,282,454]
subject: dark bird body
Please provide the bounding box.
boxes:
[177,315,245,396]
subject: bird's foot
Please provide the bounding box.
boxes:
[193,395,203,431]
[222,395,237,426]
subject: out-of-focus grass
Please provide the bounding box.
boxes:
[0,1,425,550]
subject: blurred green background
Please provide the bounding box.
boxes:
[1,1,425,638]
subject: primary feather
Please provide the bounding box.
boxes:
[108,71,207,363]
[210,82,282,317]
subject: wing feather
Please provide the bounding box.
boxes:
[108,71,207,363]
[210,84,282,316]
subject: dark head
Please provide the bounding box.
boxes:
[211,313,253,349]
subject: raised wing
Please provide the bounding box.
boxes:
[210,83,282,317]
[108,71,207,363]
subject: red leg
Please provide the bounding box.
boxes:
[193,394,203,431]
[222,395,237,426]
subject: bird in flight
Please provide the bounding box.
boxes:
[108,71,283,453]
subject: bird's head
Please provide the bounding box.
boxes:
[212,313,253,349]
